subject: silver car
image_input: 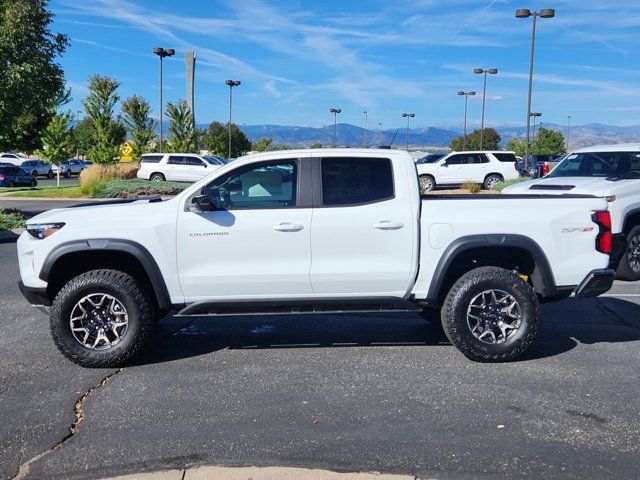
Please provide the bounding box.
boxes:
[21,160,54,178]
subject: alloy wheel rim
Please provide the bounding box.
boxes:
[466,289,522,344]
[69,293,129,350]
[487,176,500,189]
[629,233,640,272]
[420,177,433,192]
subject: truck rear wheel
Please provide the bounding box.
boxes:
[441,266,540,362]
[616,225,640,281]
[50,269,154,368]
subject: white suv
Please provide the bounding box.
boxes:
[137,153,226,182]
[0,152,28,166]
[417,151,520,192]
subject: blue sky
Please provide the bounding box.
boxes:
[52,0,639,130]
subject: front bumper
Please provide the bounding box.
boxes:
[574,269,615,298]
[18,281,51,306]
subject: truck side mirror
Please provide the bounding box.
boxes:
[188,195,215,212]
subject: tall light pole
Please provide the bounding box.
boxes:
[378,122,382,146]
[152,47,175,153]
[323,124,327,148]
[474,68,498,150]
[566,115,572,152]
[363,110,368,148]
[401,113,415,150]
[330,108,341,147]
[225,80,241,159]
[457,91,476,150]
[530,112,542,154]
[516,7,555,170]
[76,110,82,159]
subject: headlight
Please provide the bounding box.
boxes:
[26,223,65,239]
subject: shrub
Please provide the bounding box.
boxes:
[92,179,189,198]
[461,181,481,193]
[491,177,529,191]
[0,209,26,230]
[80,163,139,196]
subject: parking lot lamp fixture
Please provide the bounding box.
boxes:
[225,80,241,159]
[330,108,341,147]
[530,112,542,154]
[364,111,368,148]
[401,113,415,150]
[516,7,555,170]
[153,47,175,153]
[566,115,571,152]
[457,91,476,150]
[474,68,498,150]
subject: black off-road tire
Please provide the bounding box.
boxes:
[483,173,503,190]
[32,170,38,176]
[616,225,640,282]
[30,179,37,187]
[50,269,154,368]
[64,170,71,178]
[47,170,53,179]
[441,266,540,362]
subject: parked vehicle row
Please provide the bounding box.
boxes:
[505,143,640,282]
[18,148,615,367]
[417,150,520,191]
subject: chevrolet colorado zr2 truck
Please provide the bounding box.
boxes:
[17,149,615,367]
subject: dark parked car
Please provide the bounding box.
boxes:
[0,166,38,187]
[520,154,564,177]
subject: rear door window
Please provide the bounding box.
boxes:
[187,157,205,166]
[321,157,394,206]
[141,155,163,163]
[167,156,187,165]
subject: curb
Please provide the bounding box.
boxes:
[103,466,419,480]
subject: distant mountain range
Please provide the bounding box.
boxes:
[70,119,640,150]
[193,121,640,150]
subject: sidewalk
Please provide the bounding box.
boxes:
[105,466,418,480]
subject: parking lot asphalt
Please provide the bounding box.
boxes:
[1,238,639,480]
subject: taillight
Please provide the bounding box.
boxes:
[0,175,4,181]
[543,163,550,175]
[592,211,612,254]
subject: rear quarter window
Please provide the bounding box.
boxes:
[493,153,517,162]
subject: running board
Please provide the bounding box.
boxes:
[174,297,420,317]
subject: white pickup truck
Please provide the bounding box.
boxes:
[17,149,615,367]
[504,143,640,281]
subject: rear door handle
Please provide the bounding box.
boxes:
[273,223,304,232]
[372,221,404,230]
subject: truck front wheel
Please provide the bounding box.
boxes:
[616,225,640,281]
[50,269,154,368]
[441,266,540,362]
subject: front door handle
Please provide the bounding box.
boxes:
[373,221,404,230]
[273,223,304,232]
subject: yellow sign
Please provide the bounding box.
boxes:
[120,142,134,161]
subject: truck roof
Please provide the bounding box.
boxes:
[574,143,640,153]
[238,148,413,162]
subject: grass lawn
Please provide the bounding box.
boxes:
[0,185,85,198]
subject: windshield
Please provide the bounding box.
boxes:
[203,155,227,165]
[547,151,640,179]
[416,153,444,164]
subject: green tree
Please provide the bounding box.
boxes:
[165,100,198,153]
[532,127,566,155]
[309,142,323,149]
[36,111,72,165]
[201,121,251,158]
[253,137,274,152]
[449,128,501,151]
[83,74,121,164]
[505,137,526,157]
[0,0,68,152]
[121,95,156,161]
[69,117,93,158]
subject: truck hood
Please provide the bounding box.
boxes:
[26,197,171,225]
[502,177,614,196]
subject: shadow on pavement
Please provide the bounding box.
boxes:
[0,230,19,244]
[133,297,640,366]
